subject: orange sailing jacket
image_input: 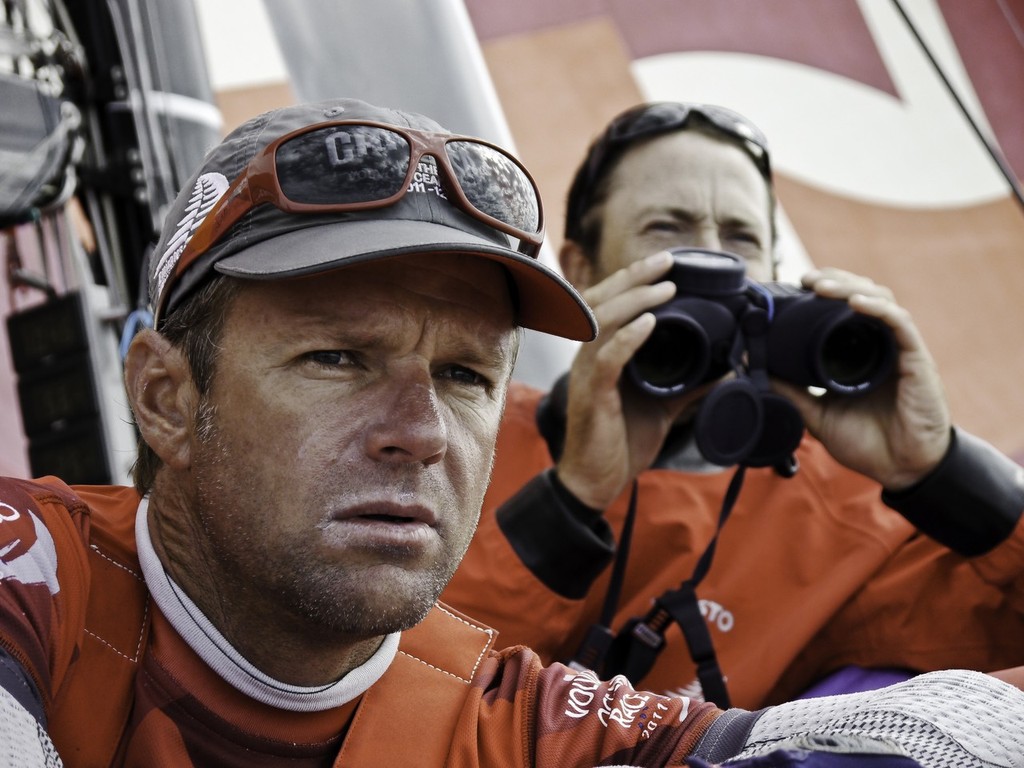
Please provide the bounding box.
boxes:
[443,381,1024,708]
[0,476,722,766]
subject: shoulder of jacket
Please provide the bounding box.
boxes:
[0,475,90,515]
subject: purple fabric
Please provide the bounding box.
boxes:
[685,751,923,767]
[796,666,916,699]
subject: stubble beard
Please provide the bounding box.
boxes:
[189,398,467,641]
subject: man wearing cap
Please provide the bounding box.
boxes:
[443,102,1024,709]
[0,97,1022,768]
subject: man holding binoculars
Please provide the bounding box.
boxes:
[442,101,1024,710]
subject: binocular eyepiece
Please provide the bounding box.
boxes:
[627,248,896,398]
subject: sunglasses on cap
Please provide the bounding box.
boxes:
[565,102,771,242]
[155,120,545,324]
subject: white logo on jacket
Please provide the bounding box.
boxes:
[700,599,734,632]
[0,504,60,595]
[561,668,678,740]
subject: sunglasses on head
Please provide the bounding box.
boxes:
[155,120,545,324]
[566,102,772,242]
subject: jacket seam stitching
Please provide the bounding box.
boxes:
[396,650,472,684]
[400,606,495,684]
[89,544,144,581]
[85,544,147,662]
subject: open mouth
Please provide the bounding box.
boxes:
[329,502,437,529]
[361,513,417,523]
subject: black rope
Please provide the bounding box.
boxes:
[891,0,1024,216]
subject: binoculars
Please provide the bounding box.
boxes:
[627,248,896,399]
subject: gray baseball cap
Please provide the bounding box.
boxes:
[150,97,597,341]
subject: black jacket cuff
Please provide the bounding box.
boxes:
[882,427,1024,556]
[496,469,615,599]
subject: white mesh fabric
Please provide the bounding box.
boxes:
[732,669,1024,768]
[0,687,62,767]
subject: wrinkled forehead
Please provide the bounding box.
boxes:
[616,126,769,191]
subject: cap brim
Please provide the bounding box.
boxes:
[214,219,598,342]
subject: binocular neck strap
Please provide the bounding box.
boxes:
[576,465,747,708]
[568,479,640,673]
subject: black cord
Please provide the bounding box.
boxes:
[568,480,639,673]
[891,0,1024,216]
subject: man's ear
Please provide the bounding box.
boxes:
[559,239,594,291]
[123,329,197,470]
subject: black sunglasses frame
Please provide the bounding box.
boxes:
[565,102,773,243]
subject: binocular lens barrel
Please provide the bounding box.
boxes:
[630,320,709,394]
[628,297,741,396]
[817,315,894,393]
[764,296,895,394]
